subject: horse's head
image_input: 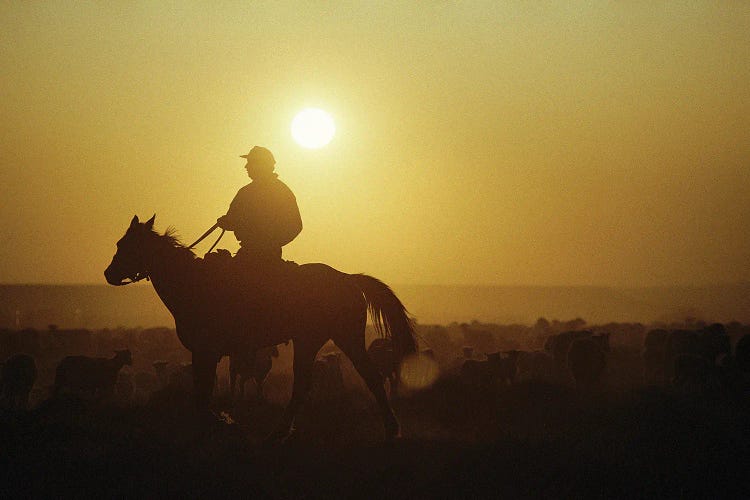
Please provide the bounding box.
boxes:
[104,215,157,286]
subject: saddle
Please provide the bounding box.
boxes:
[200,249,300,294]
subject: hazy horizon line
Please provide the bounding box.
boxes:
[2,281,749,289]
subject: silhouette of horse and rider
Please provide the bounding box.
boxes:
[104,146,417,442]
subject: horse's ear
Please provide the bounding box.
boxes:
[145,214,156,230]
[130,215,139,228]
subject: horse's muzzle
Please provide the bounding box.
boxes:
[104,267,126,286]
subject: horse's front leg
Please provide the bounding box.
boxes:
[192,350,220,413]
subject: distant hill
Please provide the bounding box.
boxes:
[395,283,750,326]
[1,283,749,330]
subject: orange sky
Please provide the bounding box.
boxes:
[1,3,749,286]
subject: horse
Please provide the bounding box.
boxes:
[104,215,417,441]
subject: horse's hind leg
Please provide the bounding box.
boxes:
[229,367,238,401]
[335,335,401,440]
[255,378,265,402]
[266,339,320,443]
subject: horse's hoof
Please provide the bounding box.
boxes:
[263,426,296,446]
[384,418,401,442]
[385,428,402,442]
[217,411,236,425]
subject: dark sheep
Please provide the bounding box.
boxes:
[460,351,520,387]
[494,350,521,385]
[54,349,132,399]
[230,345,280,401]
[1,353,37,410]
[672,353,719,394]
[545,330,595,369]
[516,350,556,383]
[134,371,159,402]
[462,346,475,360]
[167,363,193,393]
[735,334,750,374]
[642,328,670,384]
[367,338,399,396]
[115,371,134,403]
[566,334,609,389]
[311,352,345,400]
[664,324,731,383]
[152,360,171,388]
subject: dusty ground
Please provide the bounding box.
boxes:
[2,375,749,499]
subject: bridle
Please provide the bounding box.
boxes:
[116,222,225,286]
[121,271,150,285]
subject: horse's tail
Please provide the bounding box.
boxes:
[350,274,417,361]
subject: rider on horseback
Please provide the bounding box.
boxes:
[216,146,302,270]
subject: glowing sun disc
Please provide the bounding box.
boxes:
[291,108,335,149]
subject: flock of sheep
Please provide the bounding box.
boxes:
[1,321,749,414]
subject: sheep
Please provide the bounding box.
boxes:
[311,352,345,400]
[133,371,159,402]
[167,362,193,393]
[516,350,556,383]
[229,345,279,401]
[696,323,731,364]
[115,371,134,403]
[735,334,750,374]
[566,334,609,389]
[460,351,520,388]
[462,346,475,360]
[642,329,670,385]
[672,353,719,394]
[1,353,37,410]
[127,361,176,403]
[367,338,400,396]
[664,325,731,384]
[544,330,595,369]
[460,357,494,387]
[53,349,132,399]
[666,326,730,363]
[494,350,521,385]
[152,360,171,388]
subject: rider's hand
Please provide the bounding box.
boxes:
[216,215,231,230]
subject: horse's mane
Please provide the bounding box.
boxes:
[155,226,198,259]
[162,226,186,248]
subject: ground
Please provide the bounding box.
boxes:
[2,375,748,499]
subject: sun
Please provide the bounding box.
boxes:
[291,108,336,149]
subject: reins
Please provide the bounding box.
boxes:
[188,222,226,253]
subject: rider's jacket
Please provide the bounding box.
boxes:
[222,174,302,255]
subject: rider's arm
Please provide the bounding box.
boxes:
[217,197,239,230]
[216,214,234,230]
